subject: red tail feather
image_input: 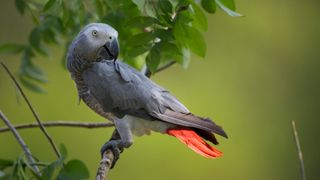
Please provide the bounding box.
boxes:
[167,128,223,158]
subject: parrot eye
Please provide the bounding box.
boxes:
[92,30,98,37]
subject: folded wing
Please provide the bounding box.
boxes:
[83,60,227,138]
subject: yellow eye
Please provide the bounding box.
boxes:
[92,30,98,37]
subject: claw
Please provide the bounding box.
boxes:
[100,140,124,168]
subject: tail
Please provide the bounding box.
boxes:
[167,128,223,158]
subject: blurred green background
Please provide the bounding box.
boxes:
[1,0,319,179]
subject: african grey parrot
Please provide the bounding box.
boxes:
[67,23,228,167]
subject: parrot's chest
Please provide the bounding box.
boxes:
[72,72,115,121]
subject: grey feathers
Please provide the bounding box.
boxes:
[67,23,227,139]
[82,60,227,138]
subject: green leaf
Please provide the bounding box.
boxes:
[44,16,64,34]
[126,43,152,58]
[0,44,25,54]
[156,14,173,27]
[29,28,49,56]
[19,47,48,87]
[154,29,174,42]
[159,0,173,14]
[157,41,182,64]
[215,0,243,17]
[42,28,58,45]
[15,0,26,15]
[201,0,216,13]
[77,0,86,25]
[43,0,57,12]
[29,28,41,49]
[174,13,206,58]
[176,0,191,11]
[10,159,19,179]
[146,45,161,73]
[126,16,160,29]
[184,26,206,57]
[8,155,32,179]
[191,2,208,31]
[158,42,181,55]
[173,16,188,47]
[24,64,48,83]
[0,159,14,170]
[127,32,155,47]
[41,144,67,179]
[21,158,43,179]
[132,0,156,17]
[131,0,146,14]
[177,10,193,24]
[218,0,235,10]
[126,32,154,56]
[17,164,28,180]
[62,2,70,26]
[59,144,68,158]
[94,0,104,19]
[43,0,62,16]
[57,160,89,180]
[19,75,46,93]
[144,2,157,18]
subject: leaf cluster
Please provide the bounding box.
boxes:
[0,144,89,180]
[0,0,241,92]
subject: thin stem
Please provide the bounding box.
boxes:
[0,121,114,133]
[156,61,176,73]
[292,120,306,180]
[0,111,41,176]
[144,61,176,77]
[1,62,61,158]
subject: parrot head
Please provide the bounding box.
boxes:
[69,23,119,62]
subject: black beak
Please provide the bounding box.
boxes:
[103,39,119,62]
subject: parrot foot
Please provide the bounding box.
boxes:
[100,140,124,169]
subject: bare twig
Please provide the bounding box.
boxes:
[156,61,176,73]
[96,149,114,180]
[145,61,177,77]
[0,111,41,176]
[1,62,61,158]
[0,121,114,133]
[292,121,306,180]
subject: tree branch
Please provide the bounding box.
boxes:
[0,121,114,133]
[96,149,114,180]
[0,111,41,176]
[292,121,306,180]
[1,62,61,158]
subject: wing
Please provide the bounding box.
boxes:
[83,60,149,118]
[83,60,227,138]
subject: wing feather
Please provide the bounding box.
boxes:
[152,110,228,138]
